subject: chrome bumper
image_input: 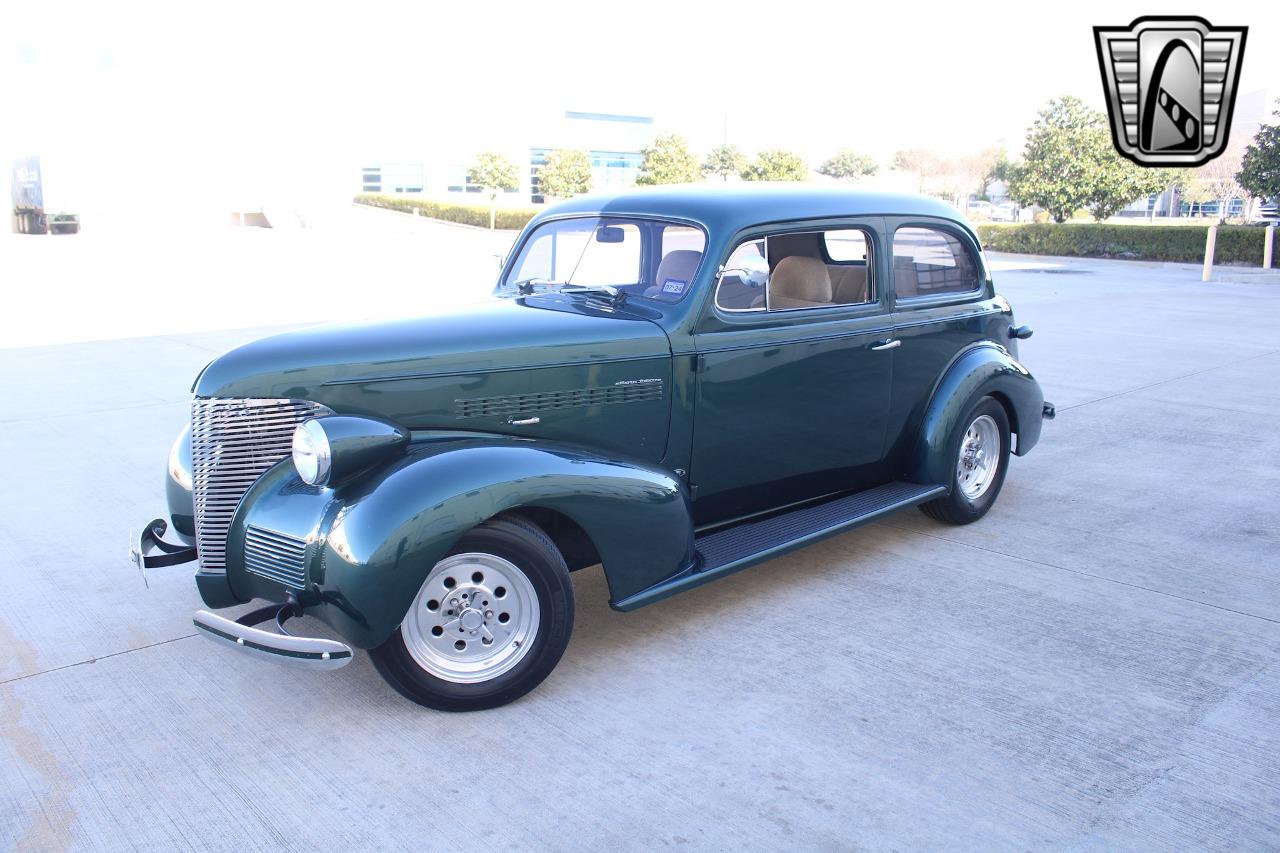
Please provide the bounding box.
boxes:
[130,518,198,587]
[193,609,354,670]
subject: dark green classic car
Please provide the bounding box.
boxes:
[132,185,1051,711]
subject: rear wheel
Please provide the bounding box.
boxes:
[919,396,1011,525]
[370,516,574,711]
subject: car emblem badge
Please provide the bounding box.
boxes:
[1094,16,1247,167]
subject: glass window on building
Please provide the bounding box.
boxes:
[591,150,643,191]
[529,148,551,204]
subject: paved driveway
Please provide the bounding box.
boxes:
[2,231,1278,850]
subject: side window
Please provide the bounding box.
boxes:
[715,239,768,311]
[715,229,878,313]
[892,226,980,299]
[821,229,874,305]
[823,229,869,263]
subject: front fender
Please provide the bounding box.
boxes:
[908,344,1045,487]
[234,437,692,649]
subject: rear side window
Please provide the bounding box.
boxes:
[892,226,979,299]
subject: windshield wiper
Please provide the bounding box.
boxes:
[559,284,625,305]
[507,277,568,296]
[504,279,626,307]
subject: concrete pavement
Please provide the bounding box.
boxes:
[2,226,1278,851]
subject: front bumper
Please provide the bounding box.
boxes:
[132,515,353,670]
[193,607,353,670]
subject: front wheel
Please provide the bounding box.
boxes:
[370,516,574,711]
[919,396,1011,525]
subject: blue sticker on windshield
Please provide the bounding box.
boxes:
[661,278,688,296]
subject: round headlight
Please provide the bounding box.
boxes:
[292,419,332,486]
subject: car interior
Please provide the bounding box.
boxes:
[715,229,874,311]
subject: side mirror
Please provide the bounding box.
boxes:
[720,255,770,289]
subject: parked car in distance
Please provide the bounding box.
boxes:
[990,202,1019,222]
[966,199,993,220]
[132,185,1052,711]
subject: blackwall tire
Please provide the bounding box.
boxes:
[919,396,1011,525]
[370,516,574,711]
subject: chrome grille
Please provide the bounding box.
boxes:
[191,397,330,575]
[244,525,309,589]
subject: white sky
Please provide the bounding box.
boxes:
[2,0,1277,217]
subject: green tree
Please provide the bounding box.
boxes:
[1006,96,1113,222]
[469,151,520,229]
[892,148,944,192]
[741,149,808,182]
[537,149,592,200]
[703,144,746,181]
[1006,96,1170,223]
[817,149,878,181]
[636,133,701,186]
[1088,158,1175,221]
[1237,100,1280,204]
[984,149,1014,187]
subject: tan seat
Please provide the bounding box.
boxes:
[645,249,703,300]
[828,265,869,304]
[768,256,832,310]
[893,256,920,298]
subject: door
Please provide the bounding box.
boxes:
[882,220,996,470]
[689,222,895,526]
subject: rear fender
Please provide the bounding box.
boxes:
[306,438,692,648]
[908,343,1045,487]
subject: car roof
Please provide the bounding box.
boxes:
[534,183,968,234]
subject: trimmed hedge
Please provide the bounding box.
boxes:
[355,193,538,230]
[976,223,1277,267]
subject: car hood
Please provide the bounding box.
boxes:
[194,296,672,403]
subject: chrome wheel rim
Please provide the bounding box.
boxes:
[402,552,539,684]
[957,414,1001,501]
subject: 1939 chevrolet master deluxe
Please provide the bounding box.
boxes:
[132,185,1052,711]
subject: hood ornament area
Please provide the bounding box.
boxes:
[1094,16,1247,167]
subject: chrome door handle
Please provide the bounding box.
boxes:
[508,416,541,426]
[871,339,901,351]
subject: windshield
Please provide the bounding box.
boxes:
[499,216,707,303]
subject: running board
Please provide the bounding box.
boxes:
[612,481,946,611]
